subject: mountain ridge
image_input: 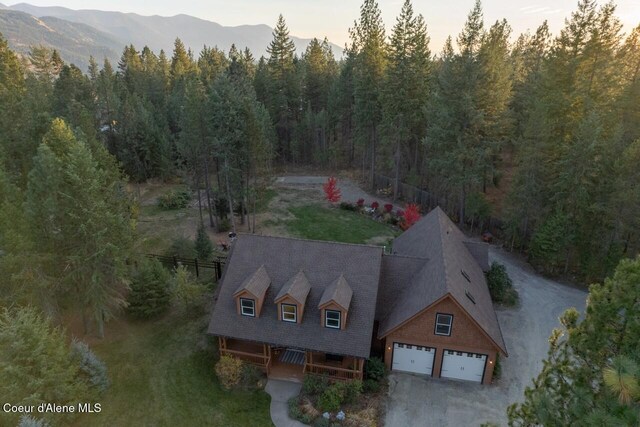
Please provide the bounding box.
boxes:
[5,3,343,59]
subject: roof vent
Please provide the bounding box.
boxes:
[461,270,471,282]
[465,290,476,304]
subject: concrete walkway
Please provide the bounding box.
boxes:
[265,379,306,427]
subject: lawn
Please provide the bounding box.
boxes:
[73,306,273,427]
[286,205,399,245]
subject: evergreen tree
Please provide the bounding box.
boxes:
[350,0,387,189]
[508,256,640,426]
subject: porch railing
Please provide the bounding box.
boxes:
[304,362,362,380]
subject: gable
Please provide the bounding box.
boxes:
[384,295,499,353]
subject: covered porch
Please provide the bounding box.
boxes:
[218,338,364,381]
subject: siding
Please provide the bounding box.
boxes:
[383,295,498,384]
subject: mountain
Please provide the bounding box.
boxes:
[6,3,343,59]
[0,9,122,70]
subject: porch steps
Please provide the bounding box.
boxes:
[279,349,305,365]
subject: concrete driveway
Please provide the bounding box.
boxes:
[384,248,588,426]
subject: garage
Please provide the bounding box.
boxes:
[440,350,487,383]
[391,343,435,376]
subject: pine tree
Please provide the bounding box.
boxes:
[350,0,387,189]
[195,223,214,260]
[382,0,431,198]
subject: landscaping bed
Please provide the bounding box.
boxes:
[288,358,387,426]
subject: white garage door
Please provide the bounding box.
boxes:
[392,343,435,376]
[441,350,487,383]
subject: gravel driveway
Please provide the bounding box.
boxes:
[275,176,404,211]
[384,248,588,427]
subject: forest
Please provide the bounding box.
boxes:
[0,0,639,425]
[1,0,638,285]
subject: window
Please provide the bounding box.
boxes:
[240,298,255,317]
[465,290,476,304]
[281,304,297,322]
[325,310,341,329]
[435,313,453,336]
[461,270,471,282]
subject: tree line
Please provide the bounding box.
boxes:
[2,0,638,281]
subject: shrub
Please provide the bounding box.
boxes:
[303,374,330,395]
[70,339,109,393]
[396,209,404,217]
[363,378,382,393]
[217,218,231,232]
[383,203,393,213]
[195,224,213,260]
[371,201,379,210]
[157,188,191,209]
[356,198,365,207]
[314,418,330,427]
[127,258,172,318]
[338,379,362,404]
[323,177,341,203]
[215,355,243,389]
[486,262,518,306]
[400,203,420,230]
[318,383,344,412]
[173,266,206,312]
[339,202,357,211]
[240,364,264,390]
[365,357,386,382]
[493,354,502,380]
[166,236,197,259]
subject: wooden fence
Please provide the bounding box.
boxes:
[144,253,226,280]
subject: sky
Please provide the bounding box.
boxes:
[7,0,640,52]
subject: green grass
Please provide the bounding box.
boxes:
[286,205,398,245]
[74,309,272,427]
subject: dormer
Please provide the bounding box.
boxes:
[318,274,353,330]
[274,270,311,324]
[233,265,270,317]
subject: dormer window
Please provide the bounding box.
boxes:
[233,265,271,317]
[274,270,311,324]
[325,310,341,329]
[240,298,255,317]
[281,304,297,322]
[435,313,453,336]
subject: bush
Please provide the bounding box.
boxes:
[363,378,382,393]
[166,236,197,259]
[384,203,393,213]
[492,354,502,380]
[303,374,330,395]
[338,379,362,404]
[157,188,191,209]
[215,355,243,389]
[127,258,172,318]
[70,339,109,393]
[318,384,342,412]
[486,262,518,306]
[313,418,330,427]
[240,364,264,390]
[195,224,214,260]
[217,218,231,232]
[371,201,379,210]
[356,198,365,207]
[173,266,206,312]
[365,357,386,382]
[339,202,357,211]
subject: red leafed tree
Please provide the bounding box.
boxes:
[323,177,341,203]
[400,204,420,230]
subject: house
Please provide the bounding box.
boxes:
[208,207,507,384]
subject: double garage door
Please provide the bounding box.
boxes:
[391,342,487,383]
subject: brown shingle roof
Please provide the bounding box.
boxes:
[208,234,383,358]
[274,270,311,304]
[378,207,507,355]
[233,264,271,298]
[318,274,353,310]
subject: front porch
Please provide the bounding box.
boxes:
[218,337,364,381]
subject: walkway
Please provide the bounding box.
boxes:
[265,379,307,427]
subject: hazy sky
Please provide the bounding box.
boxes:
[7,0,640,52]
